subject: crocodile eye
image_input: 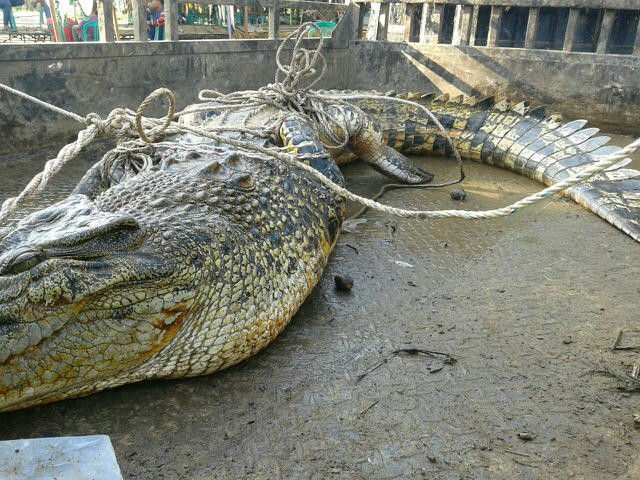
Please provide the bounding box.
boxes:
[0,250,45,276]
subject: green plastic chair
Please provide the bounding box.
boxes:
[82,19,98,41]
[309,21,335,38]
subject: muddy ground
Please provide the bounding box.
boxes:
[0,139,639,479]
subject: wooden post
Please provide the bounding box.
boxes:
[452,4,472,46]
[419,3,443,44]
[97,0,115,42]
[376,1,389,41]
[112,7,120,40]
[268,0,279,39]
[47,0,61,41]
[635,18,640,55]
[244,5,249,39]
[132,0,148,41]
[487,6,502,47]
[357,2,365,39]
[563,8,579,52]
[524,7,538,49]
[596,9,615,54]
[403,3,414,42]
[164,0,179,40]
[469,5,479,46]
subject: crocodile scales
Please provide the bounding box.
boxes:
[0,91,638,412]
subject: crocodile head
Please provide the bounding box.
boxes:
[0,190,201,412]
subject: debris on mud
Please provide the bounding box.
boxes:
[450,189,466,201]
[334,273,354,292]
[357,347,456,381]
[517,432,535,441]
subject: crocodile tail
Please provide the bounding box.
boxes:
[355,93,640,243]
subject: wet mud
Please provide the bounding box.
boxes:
[0,137,639,479]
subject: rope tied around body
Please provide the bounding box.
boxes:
[0,21,638,228]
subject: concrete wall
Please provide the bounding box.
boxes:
[0,39,352,155]
[347,41,640,135]
[1,33,639,155]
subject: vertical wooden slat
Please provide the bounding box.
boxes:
[469,5,479,46]
[164,0,179,41]
[596,9,615,54]
[634,18,640,55]
[244,6,249,39]
[563,8,579,52]
[47,0,61,41]
[377,2,390,41]
[132,0,148,41]
[487,6,502,47]
[269,0,280,39]
[524,7,538,49]
[357,2,365,40]
[452,4,472,46]
[97,0,115,42]
[403,3,415,42]
[419,2,442,44]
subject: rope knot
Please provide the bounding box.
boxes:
[84,112,105,131]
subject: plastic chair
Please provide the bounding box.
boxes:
[308,21,336,38]
[82,19,98,41]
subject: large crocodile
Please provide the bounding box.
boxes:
[0,92,638,412]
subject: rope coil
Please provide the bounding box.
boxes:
[0,22,638,228]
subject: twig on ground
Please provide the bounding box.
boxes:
[357,347,457,381]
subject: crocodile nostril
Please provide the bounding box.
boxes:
[0,248,46,276]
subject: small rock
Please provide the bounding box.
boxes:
[517,432,535,441]
[450,189,466,201]
[334,273,353,291]
[563,336,573,344]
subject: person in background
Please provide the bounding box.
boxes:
[71,0,98,41]
[0,0,14,32]
[146,0,165,40]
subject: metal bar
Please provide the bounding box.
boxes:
[269,0,279,38]
[132,0,148,41]
[97,0,115,42]
[487,5,502,47]
[596,9,615,54]
[563,8,579,52]
[165,0,179,41]
[524,7,538,49]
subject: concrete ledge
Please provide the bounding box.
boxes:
[347,41,640,135]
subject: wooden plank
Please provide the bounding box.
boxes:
[357,2,365,39]
[132,0,148,41]
[524,7,538,49]
[468,5,479,46]
[563,8,579,52]
[403,3,414,42]
[452,4,473,46]
[376,1,390,41]
[176,0,345,10]
[268,0,279,39]
[635,17,640,55]
[165,0,179,40]
[97,0,115,42]
[596,9,615,54]
[419,2,442,44]
[112,7,120,41]
[46,0,61,41]
[244,6,249,39]
[487,6,502,47]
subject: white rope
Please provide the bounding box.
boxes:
[0,22,638,226]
